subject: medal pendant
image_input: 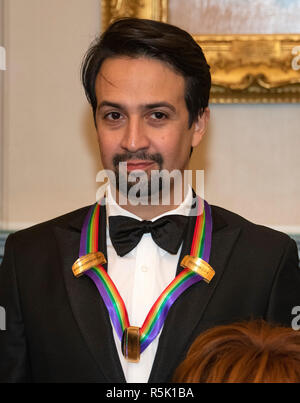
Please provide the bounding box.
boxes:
[122,326,141,363]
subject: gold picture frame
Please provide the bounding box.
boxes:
[101,0,300,103]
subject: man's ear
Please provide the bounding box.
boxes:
[191,107,210,147]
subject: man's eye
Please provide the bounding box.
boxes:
[151,112,167,120]
[105,112,122,120]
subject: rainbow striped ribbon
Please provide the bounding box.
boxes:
[79,196,212,355]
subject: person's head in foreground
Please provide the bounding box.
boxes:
[173,320,300,383]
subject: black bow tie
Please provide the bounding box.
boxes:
[108,215,189,257]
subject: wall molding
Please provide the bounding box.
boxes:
[1,228,300,264]
[269,225,300,234]
[0,230,10,263]
[0,221,37,231]
[2,221,300,234]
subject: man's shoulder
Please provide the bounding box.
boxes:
[7,204,93,245]
[210,204,293,247]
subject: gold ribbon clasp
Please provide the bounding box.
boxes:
[72,252,107,277]
[181,255,215,283]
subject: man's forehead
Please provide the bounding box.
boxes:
[97,56,184,86]
[95,56,185,101]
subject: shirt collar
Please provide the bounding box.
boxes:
[106,184,193,219]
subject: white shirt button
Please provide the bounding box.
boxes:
[141,265,148,272]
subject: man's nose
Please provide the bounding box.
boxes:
[120,117,150,152]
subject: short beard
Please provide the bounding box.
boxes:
[113,151,164,200]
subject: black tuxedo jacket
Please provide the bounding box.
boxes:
[0,203,299,383]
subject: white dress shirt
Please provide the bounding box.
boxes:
[105,184,193,383]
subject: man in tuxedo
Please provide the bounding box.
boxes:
[0,18,299,383]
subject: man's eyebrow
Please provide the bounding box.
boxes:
[97,101,123,111]
[97,101,176,113]
[143,102,176,113]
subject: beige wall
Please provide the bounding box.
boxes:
[190,103,300,229]
[1,0,101,229]
[1,0,299,231]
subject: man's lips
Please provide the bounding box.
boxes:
[125,160,156,171]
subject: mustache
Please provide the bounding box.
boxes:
[113,151,163,169]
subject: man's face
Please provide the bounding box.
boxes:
[94,56,208,198]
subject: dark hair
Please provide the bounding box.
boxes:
[173,320,300,383]
[81,18,211,128]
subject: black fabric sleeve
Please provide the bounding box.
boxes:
[266,237,300,327]
[0,234,31,382]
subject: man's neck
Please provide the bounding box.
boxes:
[118,201,180,221]
[111,185,190,220]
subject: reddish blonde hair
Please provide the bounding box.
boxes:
[173,320,300,383]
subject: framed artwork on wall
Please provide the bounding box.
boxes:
[101,0,300,103]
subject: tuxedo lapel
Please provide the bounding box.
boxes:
[148,205,241,382]
[53,205,126,383]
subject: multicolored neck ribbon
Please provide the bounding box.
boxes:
[73,197,214,363]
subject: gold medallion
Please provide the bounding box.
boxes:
[181,255,215,283]
[121,326,141,363]
[72,252,107,277]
